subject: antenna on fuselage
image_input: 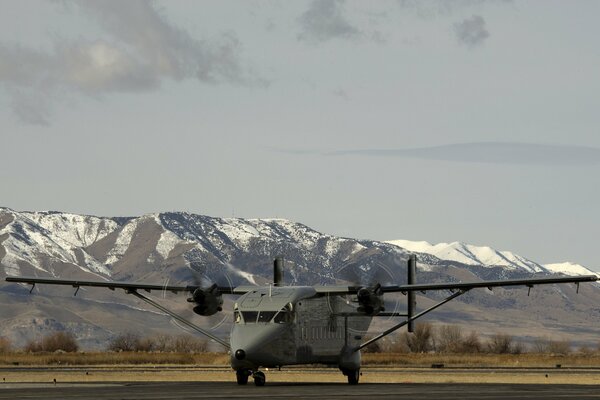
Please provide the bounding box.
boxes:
[274,257,284,287]
[407,254,417,333]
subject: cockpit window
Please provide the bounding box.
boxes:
[273,311,289,323]
[241,311,258,323]
[273,303,294,324]
[257,311,277,323]
[239,303,294,324]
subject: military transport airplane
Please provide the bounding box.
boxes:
[5,256,598,386]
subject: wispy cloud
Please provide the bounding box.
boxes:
[0,0,261,125]
[454,15,490,47]
[397,0,512,18]
[297,0,361,43]
[330,143,600,166]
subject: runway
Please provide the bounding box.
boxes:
[1,382,600,400]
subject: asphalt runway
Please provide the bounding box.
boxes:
[1,382,600,400]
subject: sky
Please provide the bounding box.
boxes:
[1,0,599,271]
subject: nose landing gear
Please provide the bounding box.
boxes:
[235,369,266,386]
[236,369,250,385]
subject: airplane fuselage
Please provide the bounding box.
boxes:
[229,286,371,372]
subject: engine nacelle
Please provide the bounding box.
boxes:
[356,283,385,315]
[187,283,223,316]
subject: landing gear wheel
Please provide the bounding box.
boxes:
[347,369,360,385]
[253,370,266,386]
[236,369,249,385]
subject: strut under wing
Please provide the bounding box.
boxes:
[351,274,597,352]
[4,275,241,349]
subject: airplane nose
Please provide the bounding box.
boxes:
[235,349,246,360]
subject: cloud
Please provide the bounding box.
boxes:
[0,0,258,125]
[454,15,490,47]
[297,0,361,43]
[10,90,51,126]
[398,0,511,18]
[329,143,600,166]
[332,87,349,100]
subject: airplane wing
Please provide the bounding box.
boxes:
[4,276,240,295]
[10,274,595,295]
[5,275,251,349]
[312,275,597,294]
[380,274,598,293]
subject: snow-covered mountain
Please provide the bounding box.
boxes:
[544,262,599,278]
[1,207,599,349]
[385,239,599,277]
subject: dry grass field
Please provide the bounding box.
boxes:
[0,352,600,385]
[1,352,600,368]
[0,365,599,385]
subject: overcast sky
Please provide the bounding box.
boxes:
[1,0,599,271]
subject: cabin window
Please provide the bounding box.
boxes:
[257,311,277,323]
[242,311,258,323]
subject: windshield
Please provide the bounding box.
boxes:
[240,303,294,324]
[241,311,258,323]
[257,311,277,323]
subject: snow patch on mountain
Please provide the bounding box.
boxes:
[544,262,599,278]
[25,212,119,248]
[1,212,74,273]
[386,239,544,273]
[104,218,141,265]
[0,209,111,276]
[218,218,261,246]
[80,250,110,276]
[153,215,185,259]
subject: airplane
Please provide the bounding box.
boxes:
[5,255,598,386]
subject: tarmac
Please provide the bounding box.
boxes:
[1,381,600,400]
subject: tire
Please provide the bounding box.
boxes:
[347,369,360,385]
[253,370,266,386]
[236,370,249,385]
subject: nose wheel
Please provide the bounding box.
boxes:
[252,370,266,386]
[236,369,250,385]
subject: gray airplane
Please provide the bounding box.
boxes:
[5,256,598,386]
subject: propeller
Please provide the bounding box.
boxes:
[181,258,259,331]
[187,282,223,316]
[157,258,238,333]
[332,253,406,317]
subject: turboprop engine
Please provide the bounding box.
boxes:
[187,283,223,316]
[356,283,385,315]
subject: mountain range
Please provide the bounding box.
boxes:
[1,207,598,350]
[385,240,598,277]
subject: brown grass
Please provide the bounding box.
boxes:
[0,352,229,366]
[1,352,599,368]
[362,352,600,367]
[1,366,599,385]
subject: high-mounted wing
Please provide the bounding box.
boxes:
[4,275,251,350]
[312,275,597,295]
[381,274,598,293]
[5,276,237,294]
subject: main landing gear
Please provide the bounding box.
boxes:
[236,369,266,386]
